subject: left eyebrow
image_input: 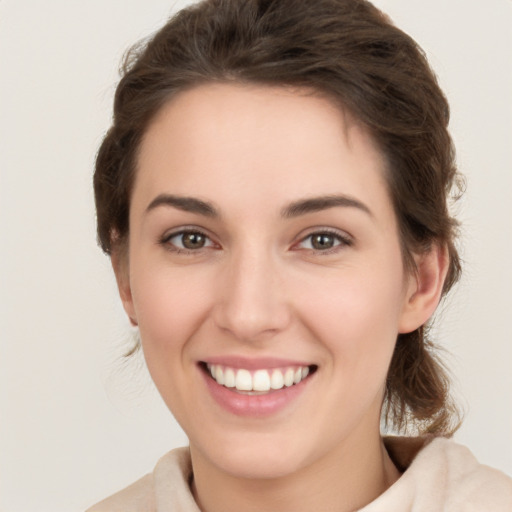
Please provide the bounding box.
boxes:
[281,195,373,218]
[145,194,219,217]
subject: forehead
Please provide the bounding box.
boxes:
[134,83,391,218]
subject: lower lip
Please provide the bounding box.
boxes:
[200,367,312,417]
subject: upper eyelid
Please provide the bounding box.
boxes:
[292,229,354,255]
[296,226,353,243]
[161,225,213,241]
[159,225,352,247]
[159,227,219,252]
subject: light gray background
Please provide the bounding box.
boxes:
[1,1,511,510]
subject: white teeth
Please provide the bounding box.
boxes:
[253,370,271,391]
[284,368,295,387]
[270,369,284,390]
[206,364,312,393]
[214,366,224,385]
[224,368,236,388]
[235,369,252,391]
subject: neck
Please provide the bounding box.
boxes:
[190,432,401,512]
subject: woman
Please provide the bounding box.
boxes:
[88,0,512,510]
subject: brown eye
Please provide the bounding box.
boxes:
[296,230,351,252]
[181,232,207,249]
[164,230,214,251]
[311,233,337,250]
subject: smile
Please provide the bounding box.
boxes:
[205,363,315,393]
[199,359,317,417]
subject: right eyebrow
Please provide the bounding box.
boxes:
[145,194,219,218]
[281,194,373,219]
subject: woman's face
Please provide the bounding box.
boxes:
[118,83,420,479]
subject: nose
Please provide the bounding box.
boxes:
[212,247,292,342]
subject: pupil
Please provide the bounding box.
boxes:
[183,232,205,249]
[312,234,334,250]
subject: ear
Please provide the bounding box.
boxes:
[111,247,138,327]
[398,244,449,334]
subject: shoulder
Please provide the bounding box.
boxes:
[86,474,155,512]
[427,438,512,511]
[86,447,195,512]
[363,437,512,512]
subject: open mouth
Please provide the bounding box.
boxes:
[200,362,318,395]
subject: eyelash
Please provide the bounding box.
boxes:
[159,228,352,255]
[294,228,353,255]
[159,228,217,255]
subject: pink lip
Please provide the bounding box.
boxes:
[199,363,314,418]
[202,356,312,370]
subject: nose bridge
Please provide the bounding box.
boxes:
[214,242,290,341]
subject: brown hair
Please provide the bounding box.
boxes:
[94,0,463,435]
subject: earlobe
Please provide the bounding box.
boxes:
[398,244,449,334]
[111,247,138,326]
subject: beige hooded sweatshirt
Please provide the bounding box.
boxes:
[87,437,512,511]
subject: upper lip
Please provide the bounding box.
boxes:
[201,356,314,370]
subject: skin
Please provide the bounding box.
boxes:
[114,83,448,512]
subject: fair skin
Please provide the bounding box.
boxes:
[114,83,448,512]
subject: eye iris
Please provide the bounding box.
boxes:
[182,232,206,249]
[311,233,335,250]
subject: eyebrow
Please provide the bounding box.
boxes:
[145,194,219,217]
[281,195,373,218]
[145,193,372,219]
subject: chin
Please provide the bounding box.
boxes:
[220,452,305,480]
[193,431,309,480]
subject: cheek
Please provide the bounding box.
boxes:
[297,264,405,374]
[131,263,214,358]
[129,263,217,420]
